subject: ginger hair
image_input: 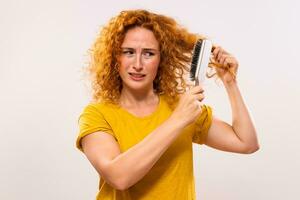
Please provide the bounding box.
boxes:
[87,9,209,107]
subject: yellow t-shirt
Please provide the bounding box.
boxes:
[76,94,212,200]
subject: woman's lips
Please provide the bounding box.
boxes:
[129,73,146,81]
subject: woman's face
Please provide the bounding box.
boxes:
[118,27,160,93]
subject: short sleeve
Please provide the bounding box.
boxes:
[76,104,115,152]
[192,104,213,144]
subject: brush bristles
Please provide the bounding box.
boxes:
[190,40,202,81]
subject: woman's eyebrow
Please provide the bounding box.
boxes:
[121,47,134,50]
[143,48,159,52]
[121,47,159,51]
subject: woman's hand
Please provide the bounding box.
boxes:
[170,85,204,127]
[212,46,239,84]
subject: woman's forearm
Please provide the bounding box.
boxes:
[107,117,185,190]
[224,80,259,150]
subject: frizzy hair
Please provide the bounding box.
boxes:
[87,9,207,107]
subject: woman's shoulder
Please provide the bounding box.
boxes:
[81,100,120,115]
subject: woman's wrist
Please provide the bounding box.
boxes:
[168,114,188,130]
[223,78,238,89]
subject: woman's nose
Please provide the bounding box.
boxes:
[133,54,143,71]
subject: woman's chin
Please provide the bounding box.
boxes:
[122,82,153,92]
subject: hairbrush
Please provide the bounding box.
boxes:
[190,39,213,86]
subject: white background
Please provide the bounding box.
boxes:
[1,0,299,199]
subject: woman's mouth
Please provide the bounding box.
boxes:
[129,73,146,81]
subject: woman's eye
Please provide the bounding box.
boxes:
[122,50,134,55]
[144,52,154,57]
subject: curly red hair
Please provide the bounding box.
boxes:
[87,9,209,107]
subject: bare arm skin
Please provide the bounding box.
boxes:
[204,46,259,154]
[81,86,204,190]
[81,46,259,191]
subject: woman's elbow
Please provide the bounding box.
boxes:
[244,143,260,154]
[100,165,131,191]
[111,178,129,191]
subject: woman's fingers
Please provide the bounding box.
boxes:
[187,86,205,102]
[189,85,204,95]
[195,93,205,101]
[213,46,229,64]
[212,46,238,77]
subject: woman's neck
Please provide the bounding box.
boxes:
[119,88,158,109]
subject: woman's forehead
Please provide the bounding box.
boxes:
[121,27,159,50]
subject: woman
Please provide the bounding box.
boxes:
[76,9,259,200]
